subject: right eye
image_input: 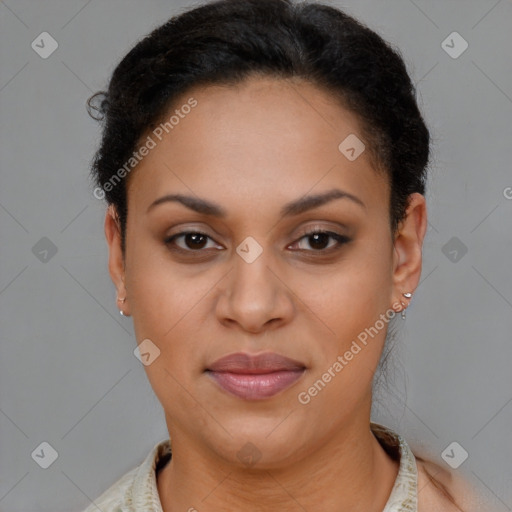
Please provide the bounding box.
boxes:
[164,231,224,253]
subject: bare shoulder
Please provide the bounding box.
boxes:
[415,456,486,512]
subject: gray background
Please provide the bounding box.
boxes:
[1,0,511,511]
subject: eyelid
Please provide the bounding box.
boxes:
[295,223,348,237]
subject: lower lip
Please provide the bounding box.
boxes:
[207,369,305,400]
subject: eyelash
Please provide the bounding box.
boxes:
[164,228,351,256]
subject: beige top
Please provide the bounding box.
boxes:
[82,422,418,512]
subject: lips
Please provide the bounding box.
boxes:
[206,352,306,400]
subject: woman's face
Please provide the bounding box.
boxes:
[106,76,425,468]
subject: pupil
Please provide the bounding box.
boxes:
[186,233,207,249]
[310,233,328,250]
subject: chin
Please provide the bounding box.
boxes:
[199,413,313,469]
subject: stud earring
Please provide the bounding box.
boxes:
[118,296,127,316]
[401,292,412,319]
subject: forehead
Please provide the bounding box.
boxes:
[126,76,389,216]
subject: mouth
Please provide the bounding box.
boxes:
[205,352,306,400]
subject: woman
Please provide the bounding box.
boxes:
[84,0,480,510]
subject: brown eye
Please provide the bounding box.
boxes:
[164,231,222,252]
[289,230,351,252]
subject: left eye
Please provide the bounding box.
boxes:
[289,230,350,252]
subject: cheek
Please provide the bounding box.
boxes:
[124,223,191,335]
[126,265,210,416]
[123,237,204,383]
[295,236,394,399]
[308,236,393,337]
[127,264,206,364]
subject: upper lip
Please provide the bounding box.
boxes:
[206,352,306,374]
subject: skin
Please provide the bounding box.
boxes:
[105,75,429,511]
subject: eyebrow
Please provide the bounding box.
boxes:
[147,188,365,217]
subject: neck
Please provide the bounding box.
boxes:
[157,414,399,512]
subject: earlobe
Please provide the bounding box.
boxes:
[391,193,428,309]
[104,205,130,316]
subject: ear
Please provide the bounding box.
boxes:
[104,205,130,316]
[391,193,428,312]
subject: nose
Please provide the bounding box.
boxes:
[215,246,295,334]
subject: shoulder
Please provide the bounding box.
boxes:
[81,439,171,512]
[415,456,482,512]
